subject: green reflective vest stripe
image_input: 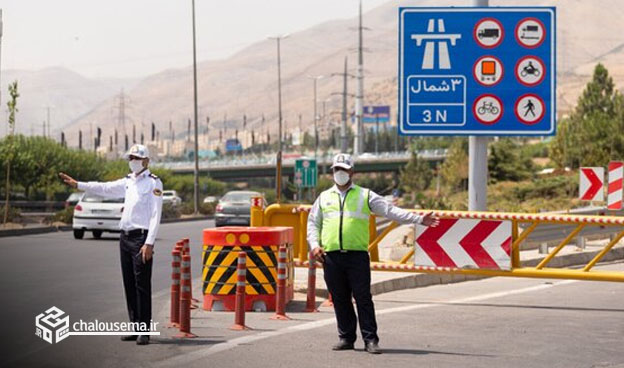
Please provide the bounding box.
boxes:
[319,185,371,252]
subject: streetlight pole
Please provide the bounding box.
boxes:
[307,75,323,162]
[268,34,289,203]
[191,0,200,215]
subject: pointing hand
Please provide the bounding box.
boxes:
[421,211,440,227]
[58,172,78,189]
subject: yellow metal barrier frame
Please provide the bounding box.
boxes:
[251,201,624,282]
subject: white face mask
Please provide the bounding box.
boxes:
[333,170,350,186]
[129,159,144,174]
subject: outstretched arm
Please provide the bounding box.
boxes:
[59,172,126,199]
[368,190,439,227]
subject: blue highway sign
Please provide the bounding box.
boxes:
[363,105,391,124]
[398,7,556,136]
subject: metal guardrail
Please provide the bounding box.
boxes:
[152,149,448,171]
[8,201,65,212]
[522,206,623,250]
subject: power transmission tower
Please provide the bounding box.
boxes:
[113,89,131,156]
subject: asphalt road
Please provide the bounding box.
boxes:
[0,219,214,367]
[2,222,624,368]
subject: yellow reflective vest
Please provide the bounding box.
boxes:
[319,185,371,252]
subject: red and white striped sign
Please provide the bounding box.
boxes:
[250,197,264,208]
[608,161,623,210]
[414,219,512,270]
[579,167,604,201]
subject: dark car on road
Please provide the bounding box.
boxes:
[215,191,265,227]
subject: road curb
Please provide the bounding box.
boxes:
[302,247,624,299]
[0,216,214,238]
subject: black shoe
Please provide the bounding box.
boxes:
[364,342,382,354]
[332,339,354,351]
[120,335,137,341]
[136,335,150,345]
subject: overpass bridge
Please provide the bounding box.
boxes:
[154,150,447,180]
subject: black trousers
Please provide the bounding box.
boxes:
[323,251,379,344]
[119,231,153,332]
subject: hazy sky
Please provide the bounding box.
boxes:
[2,0,389,79]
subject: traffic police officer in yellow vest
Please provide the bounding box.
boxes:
[59,144,163,346]
[307,153,439,354]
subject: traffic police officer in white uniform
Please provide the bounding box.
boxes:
[307,153,439,354]
[59,144,163,345]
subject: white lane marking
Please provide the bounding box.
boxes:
[158,280,577,366]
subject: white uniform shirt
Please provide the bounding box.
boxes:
[77,169,163,245]
[307,183,423,251]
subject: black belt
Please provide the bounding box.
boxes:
[122,229,148,237]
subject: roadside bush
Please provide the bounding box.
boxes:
[200,202,215,215]
[47,206,74,224]
[163,175,226,202]
[0,205,22,223]
[161,203,181,219]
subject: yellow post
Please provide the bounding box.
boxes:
[583,230,624,271]
[536,224,585,269]
[299,210,308,261]
[250,197,264,227]
[368,221,399,260]
[511,220,520,268]
[369,215,379,262]
[399,248,415,264]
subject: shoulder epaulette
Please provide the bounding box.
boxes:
[149,173,160,180]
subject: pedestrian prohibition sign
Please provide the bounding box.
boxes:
[399,7,556,136]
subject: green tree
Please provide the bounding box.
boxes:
[488,138,534,183]
[399,147,433,201]
[440,138,468,191]
[550,64,624,168]
[3,81,19,224]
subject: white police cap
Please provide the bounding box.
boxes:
[123,144,150,159]
[330,153,354,170]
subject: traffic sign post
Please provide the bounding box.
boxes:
[398,7,556,136]
[294,158,317,189]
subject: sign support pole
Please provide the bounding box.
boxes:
[468,0,489,212]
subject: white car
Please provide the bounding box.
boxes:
[72,193,124,239]
[203,196,219,204]
[162,190,182,206]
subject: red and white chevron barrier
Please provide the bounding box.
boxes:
[414,219,512,270]
[580,167,604,201]
[608,161,623,210]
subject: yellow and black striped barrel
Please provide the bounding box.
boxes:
[202,245,278,296]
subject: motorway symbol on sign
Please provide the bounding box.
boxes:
[608,161,623,210]
[414,219,512,270]
[515,94,545,125]
[516,55,545,86]
[399,7,556,136]
[411,18,461,69]
[580,167,604,201]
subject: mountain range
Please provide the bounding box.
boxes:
[3,0,624,148]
